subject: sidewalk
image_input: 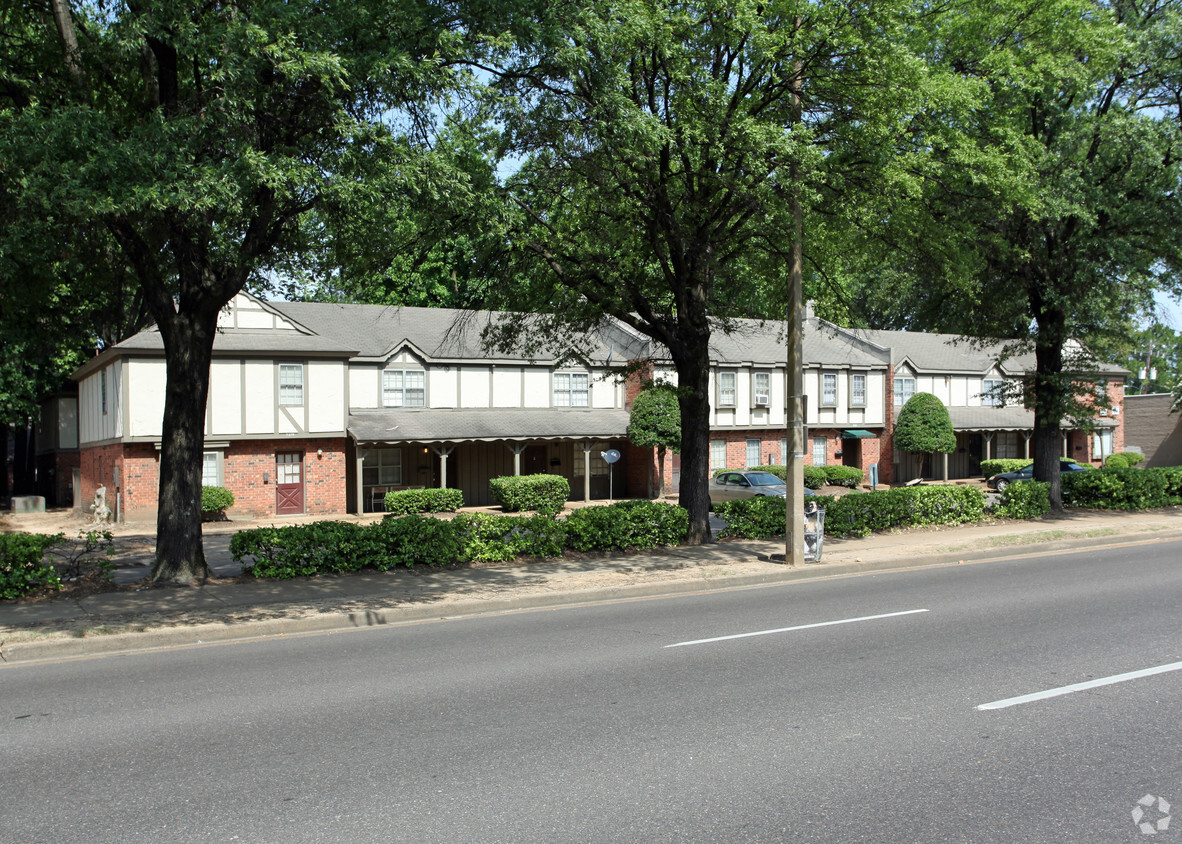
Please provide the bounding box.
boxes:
[4,507,1182,665]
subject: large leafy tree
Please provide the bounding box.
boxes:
[845,0,1182,509]
[1,0,472,582]
[477,0,942,544]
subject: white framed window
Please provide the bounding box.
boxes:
[850,373,867,407]
[982,378,1005,407]
[752,372,771,407]
[781,437,788,464]
[710,439,726,471]
[822,373,838,407]
[554,372,590,407]
[894,377,915,407]
[717,371,737,407]
[202,452,220,487]
[362,448,403,486]
[746,439,760,468]
[383,369,426,408]
[279,363,304,406]
[812,436,827,466]
[1093,429,1113,460]
[996,431,1020,459]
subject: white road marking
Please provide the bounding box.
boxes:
[978,660,1182,711]
[664,609,929,648]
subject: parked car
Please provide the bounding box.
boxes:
[987,460,1089,492]
[708,470,817,505]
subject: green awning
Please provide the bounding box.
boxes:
[841,429,877,439]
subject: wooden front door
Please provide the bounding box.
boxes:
[276,452,304,515]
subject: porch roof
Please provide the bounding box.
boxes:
[348,408,630,445]
[948,406,1119,432]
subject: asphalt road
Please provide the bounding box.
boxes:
[5,539,1182,843]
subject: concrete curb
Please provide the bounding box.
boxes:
[6,526,1182,666]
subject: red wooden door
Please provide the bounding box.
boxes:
[276,452,304,515]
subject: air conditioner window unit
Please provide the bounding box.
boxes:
[755,396,769,406]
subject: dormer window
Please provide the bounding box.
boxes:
[717,371,737,407]
[752,372,771,407]
[982,378,1005,407]
[383,369,426,408]
[821,373,838,407]
[850,373,867,407]
[279,363,304,406]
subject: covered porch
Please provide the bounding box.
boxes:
[346,408,633,511]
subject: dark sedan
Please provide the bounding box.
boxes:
[709,470,817,505]
[987,460,1089,492]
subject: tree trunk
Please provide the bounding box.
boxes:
[149,309,216,583]
[673,333,713,545]
[655,444,666,499]
[1030,305,1068,512]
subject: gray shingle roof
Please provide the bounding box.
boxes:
[948,406,1119,431]
[644,317,890,368]
[348,408,630,444]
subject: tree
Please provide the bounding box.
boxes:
[627,382,682,499]
[842,0,1182,509]
[1,0,473,582]
[477,0,942,544]
[893,393,956,479]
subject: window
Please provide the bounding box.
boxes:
[1093,429,1113,460]
[279,363,304,406]
[710,439,726,471]
[781,438,788,464]
[894,377,915,407]
[202,452,220,487]
[383,369,426,408]
[982,378,1005,407]
[746,439,760,468]
[717,371,736,407]
[812,437,827,466]
[554,372,590,407]
[850,373,867,407]
[996,431,1020,459]
[753,372,771,406]
[822,373,838,407]
[100,369,108,415]
[362,448,403,486]
[574,442,609,476]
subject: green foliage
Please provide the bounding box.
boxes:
[1062,467,1181,511]
[819,486,985,539]
[823,466,865,488]
[748,465,786,480]
[894,393,956,454]
[454,513,567,563]
[628,383,681,452]
[803,466,828,490]
[980,459,1033,478]
[995,481,1051,520]
[489,474,570,516]
[0,533,64,599]
[563,501,688,552]
[230,522,377,578]
[46,528,115,583]
[1104,453,1131,469]
[201,486,235,515]
[367,516,465,570]
[1121,451,1145,467]
[383,487,464,515]
[713,497,795,540]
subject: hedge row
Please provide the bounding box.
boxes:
[1104,451,1145,469]
[230,500,689,579]
[1062,466,1182,510]
[1,533,64,600]
[383,487,464,515]
[716,485,986,540]
[489,474,570,516]
[995,481,1051,520]
[979,459,1032,478]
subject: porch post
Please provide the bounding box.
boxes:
[434,445,455,488]
[983,432,994,462]
[355,451,365,515]
[1062,433,1069,458]
[507,442,527,476]
[582,442,592,502]
[942,452,949,481]
[1022,432,1032,459]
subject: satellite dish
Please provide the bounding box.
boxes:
[602,449,621,464]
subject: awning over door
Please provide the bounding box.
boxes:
[841,429,876,439]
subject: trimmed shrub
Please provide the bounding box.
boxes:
[980,458,1032,478]
[894,393,956,454]
[0,533,64,599]
[490,474,570,516]
[816,485,985,539]
[383,487,464,515]
[1104,453,1131,469]
[563,500,689,552]
[369,515,465,569]
[748,465,787,480]
[1062,467,1173,510]
[231,521,377,578]
[995,481,1051,519]
[1121,450,1145,467]
[454,513,567,562]
[714,496,793,539]
[803,466,827,489]
[201,486,235,518]
[823,465,864,488]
